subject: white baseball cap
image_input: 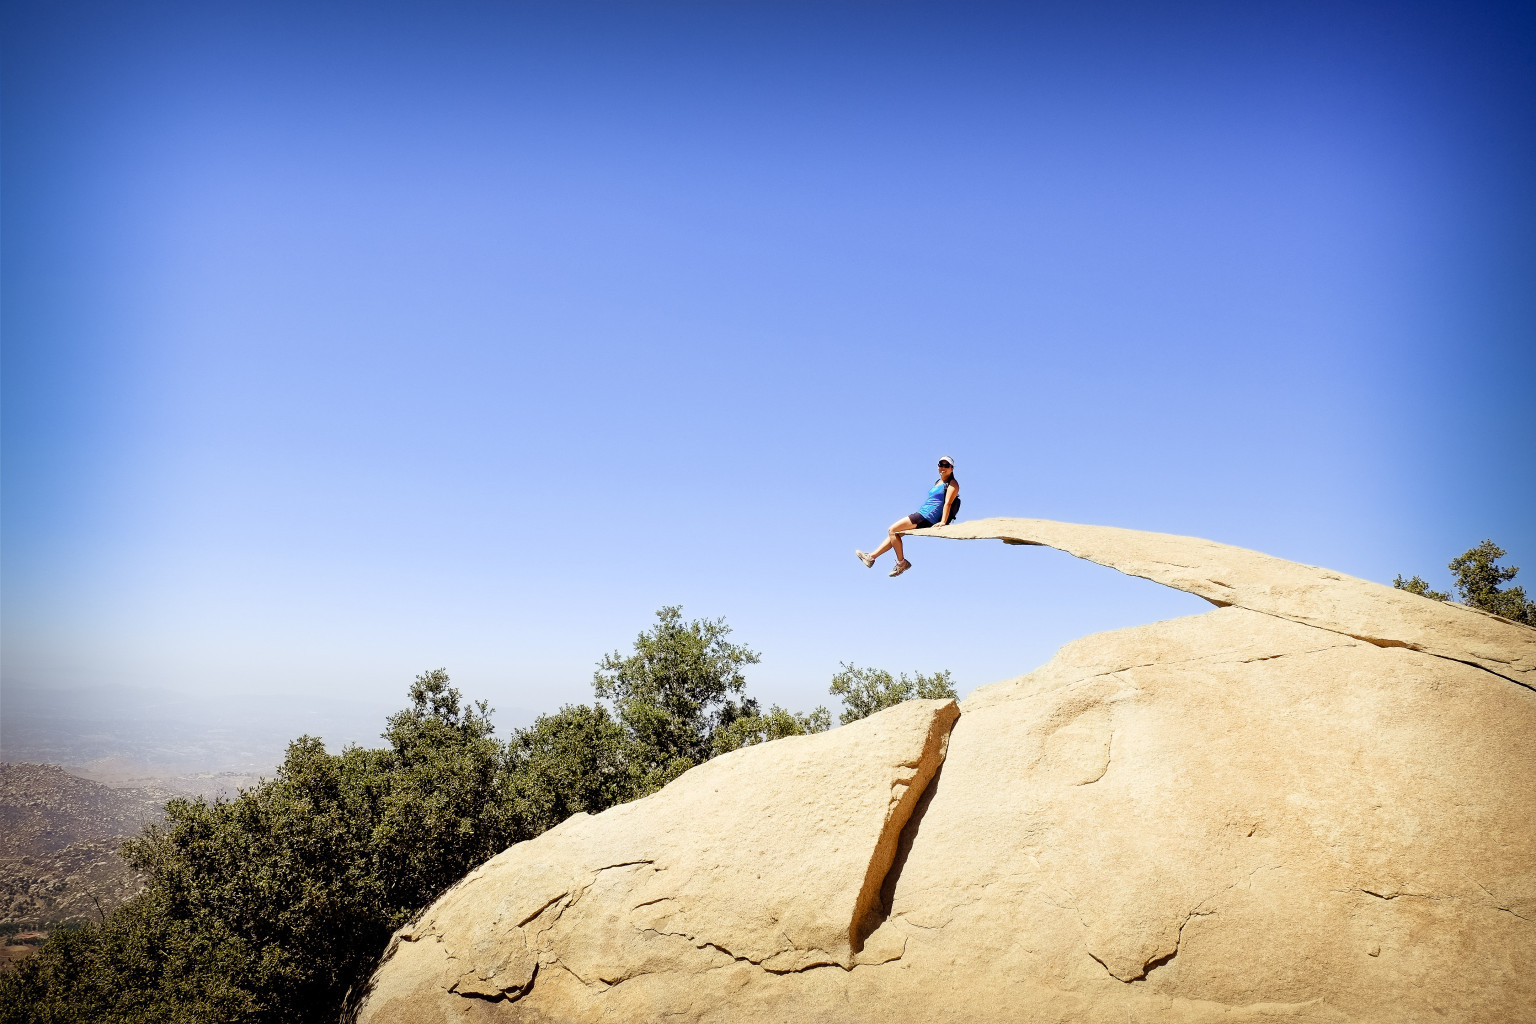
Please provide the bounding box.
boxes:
[937,455,955,467]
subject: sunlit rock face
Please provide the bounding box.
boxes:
[355,519,1536,1024]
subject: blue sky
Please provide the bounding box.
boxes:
[4,0,1534,742]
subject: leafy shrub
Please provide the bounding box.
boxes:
[712,705,832,754]
[1395,539,1534,624]
[1391,574,1448,601]
[506,703,634,837]
[829,664,958,725]
[593,605,762,792]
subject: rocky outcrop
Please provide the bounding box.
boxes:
[360,698,959,1012]
[355,519,1536,1024]
[928,518,1534,688]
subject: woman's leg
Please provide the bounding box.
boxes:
[871,516,919,564]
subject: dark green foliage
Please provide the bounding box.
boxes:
[712,704,832,754]
[1392,575,1448,602]
[1394,540,1534,625]
[0,903,256,1024]
[828,663,958,725]
[507,703,635,837]
[1448,540,1534,624]
[371,669,517,906]
[593,605,762,793]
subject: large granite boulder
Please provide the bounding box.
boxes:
[355,519,1536,1024]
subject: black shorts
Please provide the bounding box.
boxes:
[907,512,936,529]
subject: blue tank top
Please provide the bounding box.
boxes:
[918,481,948,523]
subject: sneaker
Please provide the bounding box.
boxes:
[855,550,875,568]
[888,559,911,578]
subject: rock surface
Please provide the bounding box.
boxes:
[356,520,1536,1024]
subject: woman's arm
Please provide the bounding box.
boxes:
[941,482,959,525]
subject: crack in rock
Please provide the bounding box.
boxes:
[632,928,845,977]
[1089,909,1212,983]
[450,962,538,1003]
[1074,730,1112,786]
[1342,888,1453,902]
[515,892,570,928]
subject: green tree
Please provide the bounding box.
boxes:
[0,897,259,1024]
[507,703,635,837]
[1392,574,1448,602]
[371,669,519,908]
[828,663,958,725]
[593,606,762,792]
[1448,540,1535,624]
[712,704,832,754]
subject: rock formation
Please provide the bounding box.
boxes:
[356,519,1536,1024]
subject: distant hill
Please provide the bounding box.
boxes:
[1,763,165,860]
[0,763,166,964]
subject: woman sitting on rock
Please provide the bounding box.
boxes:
[857,457,960,577]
